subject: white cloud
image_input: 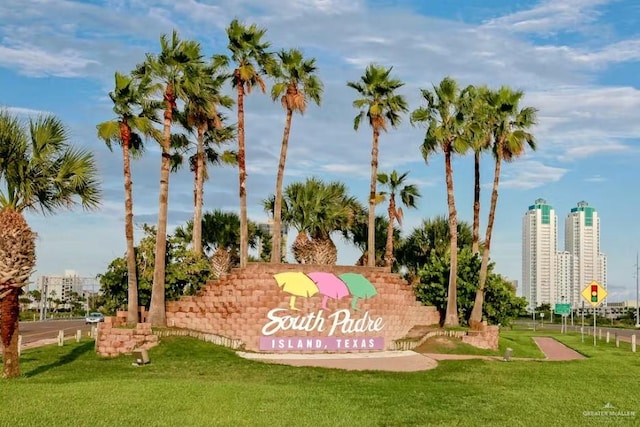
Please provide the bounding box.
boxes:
[524,86,640,161]
[0,42,99,77]
[499,161,568,189]
[584,174,606,182]
[483,0,611,34]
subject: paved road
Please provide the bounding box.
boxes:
[18,319,93,346]
[518,320,640,342]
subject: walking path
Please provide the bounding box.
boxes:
[237,336,585,371]
[532,336,586,360]
[237,350,439,372]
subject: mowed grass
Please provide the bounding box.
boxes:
[2,331,640,427]
[414,329,545,358]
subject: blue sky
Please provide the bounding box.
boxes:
[1,0,639,301]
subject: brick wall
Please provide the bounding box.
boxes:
[166,263,439,352]
[96,312,158,357]
[461,325,500,350]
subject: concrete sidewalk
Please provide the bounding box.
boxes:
[237,336,586,371]
[237,350,439,372]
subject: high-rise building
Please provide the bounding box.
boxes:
[522,198,558,309]
[522,199,607,311]
[564,201,607,307]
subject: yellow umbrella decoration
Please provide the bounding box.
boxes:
[273,272,320,311]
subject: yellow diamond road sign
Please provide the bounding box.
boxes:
[581,281,608,307]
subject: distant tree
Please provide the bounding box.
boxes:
[98,224,214,312]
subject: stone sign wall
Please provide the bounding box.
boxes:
[166,263,439,353]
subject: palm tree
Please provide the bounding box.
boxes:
[134,30,204,327]
[411,77,470,327]
[215,19,274,268]
[396,216,473,283]
[463,85,493,255]
[97,72,159,326]
[0,111,100,378]
[469,87,537,327]
[347,64,408,267]
[270,48,323,263]
[180,61,235,255]
[377,170,421,267]
[174,210,263,277]
[347,212,399,267]
[264,178,359,264]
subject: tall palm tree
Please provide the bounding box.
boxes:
[462,85,493,255]
[411,77,470,327]
[377,170,421,267]
[347,64,408,267]
[97,72,159,326]
[133,30,204,327]
[0,111,100,378]
[270,48,323,263]
[469,87,537,327]
[215,19,274,268]
[180,61,234,255]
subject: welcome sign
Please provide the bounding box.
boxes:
[259,272,386,351]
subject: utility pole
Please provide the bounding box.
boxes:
[636,252,640,328]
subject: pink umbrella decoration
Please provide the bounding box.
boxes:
[307,272,350,310]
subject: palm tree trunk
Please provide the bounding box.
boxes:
[470,154,502,327]
[472,150,481,255]
[384,195,396,267]
[367,128,380,267]
[272,108,294,263]
[444,149,459,327]
[149,85,174,327]
[121,122,138,327]
[192,125,205,255]
[1,288,20,378]
[236,76,248,268]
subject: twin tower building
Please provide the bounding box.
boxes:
[522,199,607,310]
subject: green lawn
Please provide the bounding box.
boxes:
[2,331,639,427]
[414,330,546,359]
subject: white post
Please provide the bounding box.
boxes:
[606,331,610,343]
[593,308,597,347]
[18,335,22,356]
[57,330,64,347]
[632,335,637,353]
[76,330,81,342]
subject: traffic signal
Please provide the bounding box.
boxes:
[591,284,598,303]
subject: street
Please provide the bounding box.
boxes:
[18,319,93,346]
[519,319,640,342]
